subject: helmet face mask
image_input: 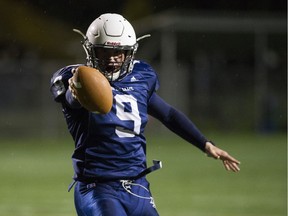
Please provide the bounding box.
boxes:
[94,47,126,75]
[83,13,138,81]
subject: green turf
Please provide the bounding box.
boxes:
[0,132,286,216]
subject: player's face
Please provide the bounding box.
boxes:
[95,48,126,74]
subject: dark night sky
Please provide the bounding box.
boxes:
[2,0,286,59]
[20,0,287,28]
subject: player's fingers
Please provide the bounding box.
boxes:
[223,160,240,172]
[220,153,240,165]
[68,78,74,89]
[223,160,231,171]
[229,161,241,172]
[68,78,78,99]
[71,67,77,74]
[68,79,74,90]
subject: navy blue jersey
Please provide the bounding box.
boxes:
[51,60,209,183]
[50,61,160,181]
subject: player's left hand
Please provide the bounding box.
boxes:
[205,142,241,172]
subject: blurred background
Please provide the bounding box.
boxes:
[0,0,286,138]
[0,1,287,216]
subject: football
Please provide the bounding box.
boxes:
[73,66,113,114]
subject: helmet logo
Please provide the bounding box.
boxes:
[105,41,121,46]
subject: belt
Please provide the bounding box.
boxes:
[128,160,162,180]
[68,160,162,192]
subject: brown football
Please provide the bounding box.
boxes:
[73,66,113,114]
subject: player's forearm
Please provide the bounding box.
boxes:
[162,107,208,152]
[148,93,208,151]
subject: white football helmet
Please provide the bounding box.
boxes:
[75,13,138,81]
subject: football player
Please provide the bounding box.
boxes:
[50,13,240,216]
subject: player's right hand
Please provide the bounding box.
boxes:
[68,68,79,100]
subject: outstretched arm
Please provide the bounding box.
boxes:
[148,92,240,172]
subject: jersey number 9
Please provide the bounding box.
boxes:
[115,94,141,138]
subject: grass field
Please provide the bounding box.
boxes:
[0,132,286,216]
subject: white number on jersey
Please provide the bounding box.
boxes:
[115,94,141,138]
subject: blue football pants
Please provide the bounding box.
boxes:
[74,177,159,216]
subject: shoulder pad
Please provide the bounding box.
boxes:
[50,64,82,102]
[132,60,160,93]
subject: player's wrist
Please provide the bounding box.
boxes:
[204,141,215,152]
